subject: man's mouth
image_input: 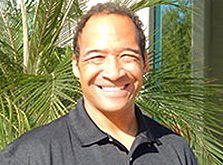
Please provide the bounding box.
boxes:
[97,84,129,91]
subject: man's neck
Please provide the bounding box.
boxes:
[84,101,138,150]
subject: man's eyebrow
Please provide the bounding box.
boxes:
[124,48,140,54]
[83,49,107,57]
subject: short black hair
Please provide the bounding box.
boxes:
[73,2,146,62]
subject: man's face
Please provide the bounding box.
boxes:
[73,14,147,113]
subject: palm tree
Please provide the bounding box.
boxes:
[0,0,84,148]
[0,0,222,164]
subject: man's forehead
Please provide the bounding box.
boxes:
[76,13,141,57]
[78,14,136,41]
[82,13,134,32]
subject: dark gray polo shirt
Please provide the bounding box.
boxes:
[0,98,197,165]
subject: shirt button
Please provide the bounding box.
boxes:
[129,157,133,162]
[108,137,113,142]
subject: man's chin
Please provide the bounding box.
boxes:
[95,98,132,112]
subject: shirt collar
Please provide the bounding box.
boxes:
[134,105,160,145]
[68,98,107,146]
[68,97,158,147]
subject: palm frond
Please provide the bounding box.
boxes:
[0,93,30,151]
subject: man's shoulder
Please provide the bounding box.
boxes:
[0,114,70,163]
[18,114,69,144]
[142,114,197,164]
[142,114,191,150]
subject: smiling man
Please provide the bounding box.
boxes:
[0,2,197,165]
[72,12,147,151]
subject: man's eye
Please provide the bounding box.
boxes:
[87,55,105,65]
[120,54,140,63]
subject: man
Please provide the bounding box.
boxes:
[0,2,197,165]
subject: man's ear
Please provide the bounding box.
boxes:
[143,52,149,75]
[72,54,80,78]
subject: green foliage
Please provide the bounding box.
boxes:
[0,0,84,150]
[0,0,222,164]
[139,1,223,164]
[162,3,192,73]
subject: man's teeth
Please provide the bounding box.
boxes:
[100,85,127,91]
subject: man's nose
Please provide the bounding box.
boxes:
[102,56,125,81]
